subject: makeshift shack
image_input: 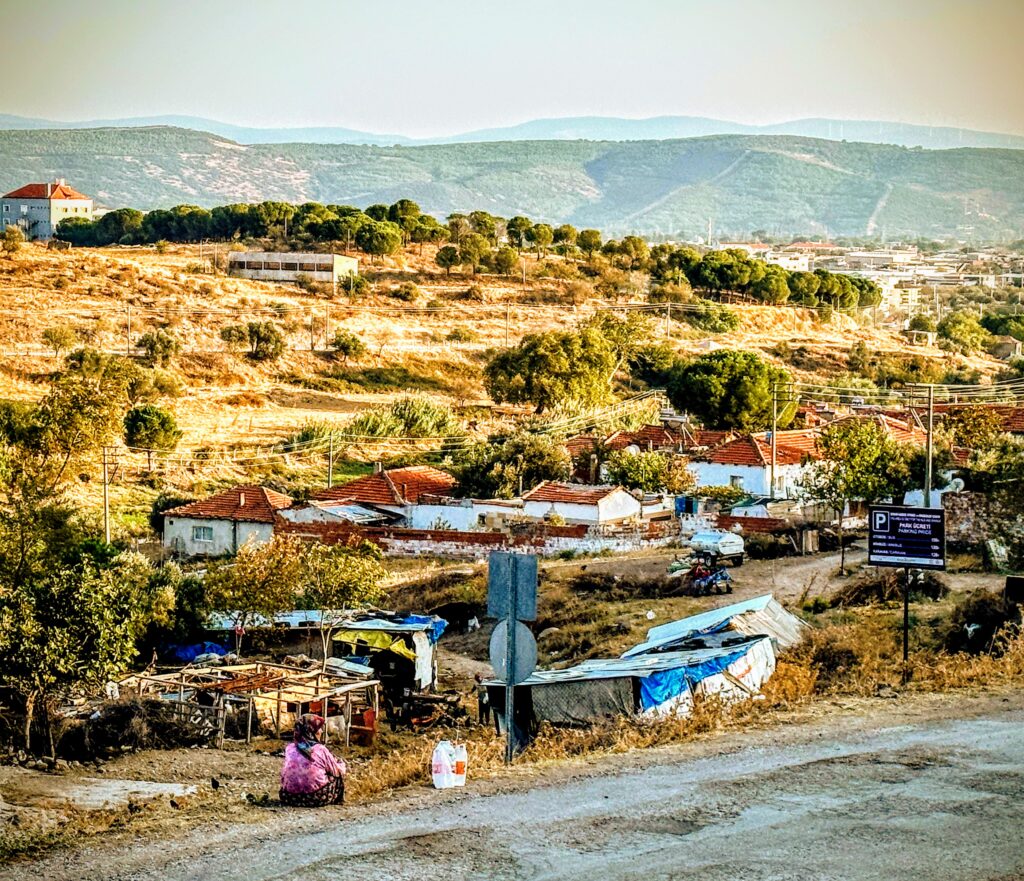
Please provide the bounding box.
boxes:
[487,632,775,729]
[331,614,447,709]
[622,593,807,659]
[119,661,380,746]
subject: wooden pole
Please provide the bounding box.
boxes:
[102,446,111,544]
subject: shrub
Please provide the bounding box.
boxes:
[330,330,367,362]
[389,282,419,302]
[684,301,739,333]
[346,395,462,438]
[810,643,861,687]
[283,419,335,451]
[944,590,1017,655]
[446,326,479,343]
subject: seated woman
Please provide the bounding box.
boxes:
[279,714,347,807]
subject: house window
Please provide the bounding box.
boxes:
[729,475,744,488]
[2,205,7,213]
[192,525,214,542]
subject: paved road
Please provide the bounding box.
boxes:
[14,704,1024,881]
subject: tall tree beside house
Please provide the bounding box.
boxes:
[123,404,182,470]
[798,419,911,573]
[203,535,306,653]
[605,450,669,493]
[450,431,571,499]
[666,350,792,431]
[300,541,389,670]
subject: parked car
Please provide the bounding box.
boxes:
[687,531,745,566]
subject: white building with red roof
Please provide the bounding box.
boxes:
[689,434,813,498]
[310,465,458,518]
[1,178,93,240]
[521,481,641,526]
[162,485,293,556]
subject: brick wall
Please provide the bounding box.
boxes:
[275,519,680,559]
[715,514,791,535]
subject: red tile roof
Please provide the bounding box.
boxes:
[3,181,90,200]
[164,485,293,523]
[689,429,734,449]
[312,465,456,506]
[604,425,684,452]
[522,481,625,505]
[565,434,600,457]
[703,435,810,467]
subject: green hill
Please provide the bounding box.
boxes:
[1,126,1023,238]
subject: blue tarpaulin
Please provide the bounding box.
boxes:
[169,641,228,663]
[637,646,750,711]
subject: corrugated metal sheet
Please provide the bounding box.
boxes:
[622,594,807,658]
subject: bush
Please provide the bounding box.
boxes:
[346,395,462,438]
[283,419,335,451]
[811,643,861,687]
[446,326,479,343]
[389,282,419,302]
[684,301,739,333]
[944,590,1017,655]
[330,330,366,362]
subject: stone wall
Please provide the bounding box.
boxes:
[943,491,1024,549]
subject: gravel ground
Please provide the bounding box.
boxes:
[8,690,1023,881]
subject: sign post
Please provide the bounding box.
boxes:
[487,552,537,764]
[868,505,946,683]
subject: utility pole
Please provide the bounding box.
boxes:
[327,432,335,488]
[664,303,671,339]
[769,385,779,500]
[126,304,132,356]
[309,309,315,351]
[325,304,331,342]
[923,384,935,508]
[102,446,111,544]
[505,302,511,348]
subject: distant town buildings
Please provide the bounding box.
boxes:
[1,179,93,240]
[227,251,358,285]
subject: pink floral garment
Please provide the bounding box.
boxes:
[280,742,347,795]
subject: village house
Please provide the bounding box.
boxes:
[688,434,813,498]
[1,179,93,240]
[521,482,642,526]
[162,485,293,556]
[310,465,458,521]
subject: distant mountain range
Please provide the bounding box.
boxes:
[1,112,1023,152]
[2,126,1023,238]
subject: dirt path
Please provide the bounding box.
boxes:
[547,544,1005,606]
[9,690,1023,881]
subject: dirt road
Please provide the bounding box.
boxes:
[10,692,1023,881]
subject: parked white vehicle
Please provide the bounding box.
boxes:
[687,531,745,566]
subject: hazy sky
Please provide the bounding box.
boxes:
[4,0,1024,136]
